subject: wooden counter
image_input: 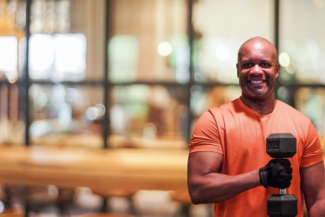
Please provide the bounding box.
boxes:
[0,146,189,191]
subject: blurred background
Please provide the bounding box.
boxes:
[0,0,324,216]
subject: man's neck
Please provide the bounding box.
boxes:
[240,95,277,115]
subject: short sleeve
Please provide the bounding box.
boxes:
[300,122,323,168]
[189,109,223,154]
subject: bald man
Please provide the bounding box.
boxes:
[187,37,325,217]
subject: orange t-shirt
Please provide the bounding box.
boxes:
[189,98,323,217]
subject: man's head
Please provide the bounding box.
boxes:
[236,37,280,101]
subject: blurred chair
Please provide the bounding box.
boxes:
[24,186,74,217]
[0,186,23,217]
[79,214,135,217]
[0,185,24,217]
[90,188,138,216]
[170,191,214,217]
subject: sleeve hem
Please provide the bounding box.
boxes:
[189,144,223,155]
[300,155,324,168]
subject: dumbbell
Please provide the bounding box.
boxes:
[266,133,297,217]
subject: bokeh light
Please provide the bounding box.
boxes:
[216,46,230,61]
[279,52,290,67]
[157,42,172,56]
[285,62,296,74]
[0,201,4,213]
[86,107,98,121]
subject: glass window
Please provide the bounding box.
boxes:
[295,88,324,132]
[0,0,26,82]
[0,84,25,145]
[190,85,241,133]
[29,84,104,149]
[109,0,189,83]
[279,0,325,84]
[294,88,325,145]
[28,0,105,81]
[192,0,274,83]
[108,85,188,149]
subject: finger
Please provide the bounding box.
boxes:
[281,174,292,181]
[278,159,291,167]
[286,167,293,175]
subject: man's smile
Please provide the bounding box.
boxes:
[250,80,264,84]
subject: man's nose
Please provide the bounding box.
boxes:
[250,64,263,76]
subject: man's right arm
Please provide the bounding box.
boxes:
[187,151,261,204]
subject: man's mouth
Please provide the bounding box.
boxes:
[249,80,264,84]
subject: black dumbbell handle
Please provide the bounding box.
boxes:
[278,157,288,195]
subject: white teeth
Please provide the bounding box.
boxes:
[251,80,263,84]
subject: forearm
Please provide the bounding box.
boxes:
[308,198,325,217]
[189,169,261,204]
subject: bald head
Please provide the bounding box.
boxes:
[238,37,278,64]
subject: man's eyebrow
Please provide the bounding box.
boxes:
[241,59,273,63]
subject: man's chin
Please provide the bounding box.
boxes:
[244,91,268,100]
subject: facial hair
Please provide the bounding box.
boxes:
[240,73,275,99]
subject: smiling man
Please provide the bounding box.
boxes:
[187,37,325,217]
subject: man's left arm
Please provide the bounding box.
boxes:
[301,161,325,217]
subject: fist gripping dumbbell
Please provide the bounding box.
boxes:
[259,133,297,217]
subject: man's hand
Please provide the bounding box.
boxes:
[259,159,293,188]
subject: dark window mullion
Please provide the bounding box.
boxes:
[187,0,194,145]
[103,0,111,149]
[274,0,280,100]
[24,0,32,146]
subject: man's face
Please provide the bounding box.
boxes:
[236,41,280,101]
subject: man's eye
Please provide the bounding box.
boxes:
[243,63,253,68]
[260,63,271,68]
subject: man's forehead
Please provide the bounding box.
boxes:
[238,38,277,62]
[240,41,273,54]
[251,42,264,50]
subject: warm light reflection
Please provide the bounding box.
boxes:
[279,52,290,67]
[285,62,296,74]
[216,46,229,61]
[157,42,172,56]
[8,77,18,84]
[8,71,18,83]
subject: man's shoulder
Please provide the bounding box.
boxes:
[277,100,307,116]
[202,99,240,124]
[209,99,237,115]
[277,100,311,123]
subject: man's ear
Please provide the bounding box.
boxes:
[236,63,239,78]
[275,63,280,78]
